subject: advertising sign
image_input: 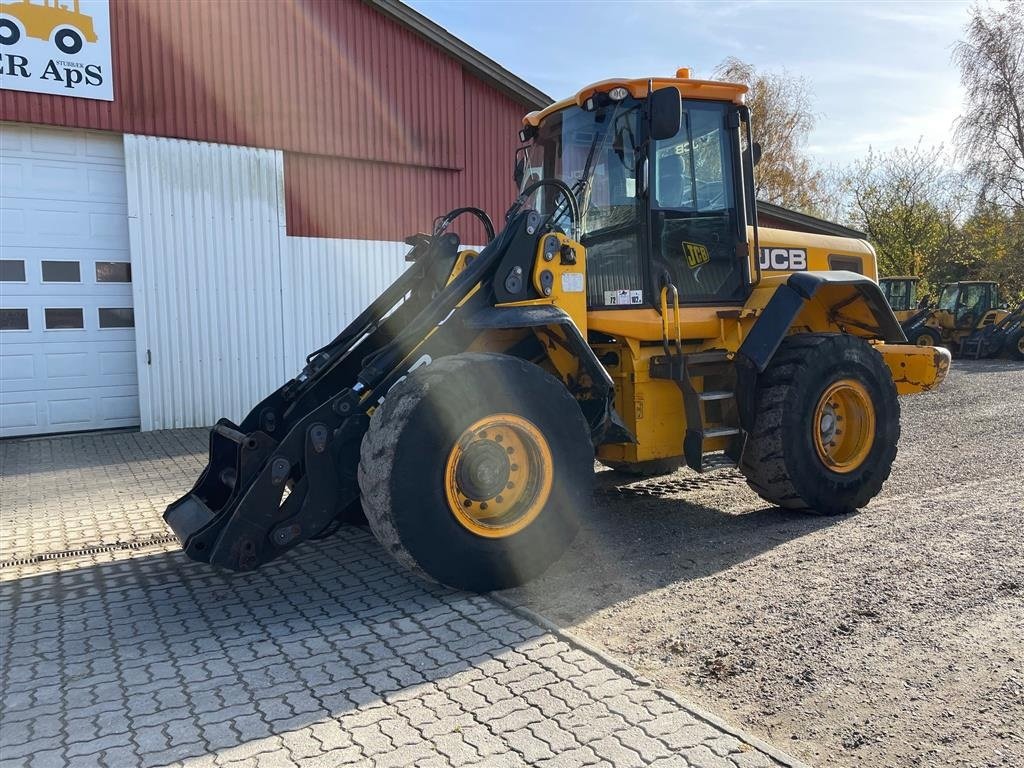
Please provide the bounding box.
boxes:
[0,0,114,101]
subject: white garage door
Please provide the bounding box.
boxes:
[1,123,139,437]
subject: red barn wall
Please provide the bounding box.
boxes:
[0,0,532,243]
[284,75,523,243]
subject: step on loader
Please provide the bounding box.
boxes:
[165,70,951,592]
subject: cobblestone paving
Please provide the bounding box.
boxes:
[0,430,802,767]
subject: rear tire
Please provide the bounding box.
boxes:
[739,334,899,515]
[358,353,593,591]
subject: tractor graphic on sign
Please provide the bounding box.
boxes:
[0,0,97,55]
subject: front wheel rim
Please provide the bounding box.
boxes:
[813,379,876,473]
[444,414,553,538]
[915,332,933,347]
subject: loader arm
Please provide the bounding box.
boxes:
[164,208,621,571]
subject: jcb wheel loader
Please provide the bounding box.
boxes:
[165,70,951,592]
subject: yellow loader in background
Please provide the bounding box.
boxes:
[880,276,926,324]
[901,280,1024,359]
[164,70,950,592]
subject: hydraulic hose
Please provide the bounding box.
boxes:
[434,207,496,243]
[506,178,580,238]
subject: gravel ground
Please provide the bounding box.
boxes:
[505,359,1023,768]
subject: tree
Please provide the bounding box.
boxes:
[952,1,1024,208]
[713,57,826,213]
[960,203,1024,300]
[844,143,968,286]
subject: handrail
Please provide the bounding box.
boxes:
[659,283,683,358]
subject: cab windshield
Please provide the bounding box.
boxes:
[937,285,959,311]
[520,94,743,308]
[521,99,642,238]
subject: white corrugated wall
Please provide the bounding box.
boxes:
[284,238,408,373]
[124,135,413,430]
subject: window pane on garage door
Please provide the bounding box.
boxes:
[1,260,26,281]
[1,308,29,330]
[99,308,134,328]
[96,262,132,282]
[45,308,85,329]
[41,260,82,282]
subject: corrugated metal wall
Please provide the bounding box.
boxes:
[1,0,535,246]
[125,135,420,429]
[2,0,466,169]
[125,135,289,430]
[283,73,526,244]
[285,238,409,372]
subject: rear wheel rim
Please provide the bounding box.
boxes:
[812,379,876,473]
[444,414,552,538]
[915,332,933,347]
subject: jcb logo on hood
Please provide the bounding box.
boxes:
[759,247,808,271]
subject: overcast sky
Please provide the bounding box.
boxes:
[406,0,972,167]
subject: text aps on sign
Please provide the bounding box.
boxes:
[0,0,114,102]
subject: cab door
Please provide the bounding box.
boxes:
[648,100,746,304]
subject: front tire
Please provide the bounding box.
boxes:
[739,334,900,515]
[911,326,941,347]
[358,353,593,591]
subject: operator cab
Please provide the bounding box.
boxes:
[880,276,923,313]
[518,71,755,311]
[937,281,1001,329]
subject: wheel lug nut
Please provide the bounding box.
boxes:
[480,502,488,511]
[507,482,514,489]
[511,464,519,471]
[506,446,514,454]
[495,495,504,503]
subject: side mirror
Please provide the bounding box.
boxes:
[751,141,762,166]
[514,156,525,188]
[649,87,681,141]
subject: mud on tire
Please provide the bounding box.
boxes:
[358,353,593,592]
[739,334,900,515]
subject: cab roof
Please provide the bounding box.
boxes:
[523,68,748,128]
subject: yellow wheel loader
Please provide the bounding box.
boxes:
[903,280,1024,358]
[165,70,950,592]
